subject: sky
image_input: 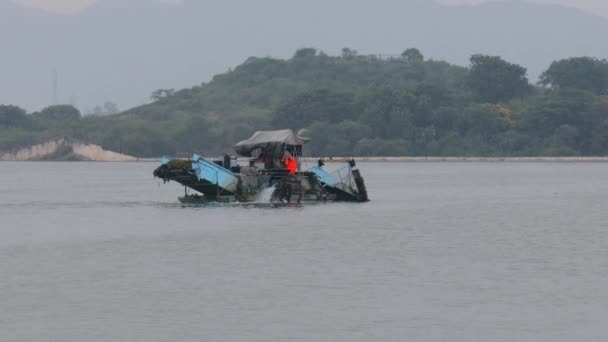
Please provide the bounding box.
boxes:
[11,0,608,17]
[4,0,608,111]
[441,0,608,17]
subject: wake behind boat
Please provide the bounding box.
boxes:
[153,129,369,204]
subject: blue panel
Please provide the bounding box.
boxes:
[309,166,338,186]
[191,154,239,193]
[161,156,170,165]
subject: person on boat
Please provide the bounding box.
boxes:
[282,152,298,175]
[278,176,293,203]
[258,152,273,169]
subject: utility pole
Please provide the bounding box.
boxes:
[52,67,58,105]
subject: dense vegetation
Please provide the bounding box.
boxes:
[2,49,608,157]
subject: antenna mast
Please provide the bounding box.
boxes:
[52,67,58,105]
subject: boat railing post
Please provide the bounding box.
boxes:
[216,169,220,198]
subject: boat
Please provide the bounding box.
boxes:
[153,129,369,204]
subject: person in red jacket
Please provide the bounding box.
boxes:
[282,153,298,175]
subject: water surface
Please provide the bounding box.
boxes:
[1,161,607,341]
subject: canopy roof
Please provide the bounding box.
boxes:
[233,129,309,157]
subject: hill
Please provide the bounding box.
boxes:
[2,50,608,158]
[2,0,608,111]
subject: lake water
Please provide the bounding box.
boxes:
[1,161,607,341]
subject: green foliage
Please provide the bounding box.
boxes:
[151,89,175,101]
[34,145,85,161]
[0,105,27,129]
[293,48,318,59]
[2,49,608,158]
[401,48,424,64]
[354,138,410,157]
[0,128,46,151]
[520,88,595,137]
[467,54,531,103]
[273,90,357,129]
[35,104,81,121]
[540,57,608,94]
[341,48,358,59]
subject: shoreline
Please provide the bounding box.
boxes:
[306,156,608,163]
[3,156,608,163]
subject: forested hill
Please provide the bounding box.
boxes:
[2,49,608,158]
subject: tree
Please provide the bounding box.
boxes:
[272,89,356,129]
[540,57,608,94]
[401,48,424,64]
[151,89,175,101]
[467,54,530,103]
[341,47,358,59]
[293,48,317,59]
[582,99,608,154]
[103,102,120,115]
[0,105,27,128]
[457,104,507,139]
[92,106,104,116]
[358,88,407,138]
[520,88,595,137]
[38,104,81,121]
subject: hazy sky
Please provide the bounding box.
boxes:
[11,0,608,17]
[5,0,608,110]
[441,0,608,16]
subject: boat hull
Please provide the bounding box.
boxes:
[154,156,369,204]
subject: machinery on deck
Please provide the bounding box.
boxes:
[153,129,369,204]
